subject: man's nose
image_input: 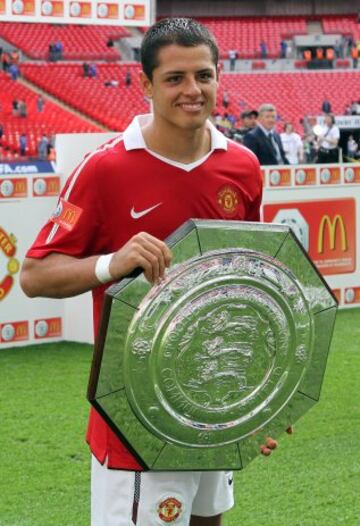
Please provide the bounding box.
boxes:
[183,77,202,96]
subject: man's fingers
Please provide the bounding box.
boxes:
[140,232,172,269]
[265,437,278,450]
[260,445,272,456]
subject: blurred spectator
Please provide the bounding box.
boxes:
[12,99,19,116]
[321,99,332,114]
[316,48,324,60]
[304,49,311,62]
[9,63,20,81]
[54,41,63,60]
[106,38,114,48]
[1,52,10,72]
[280,40,287,58]
[19,100,27,118]
[125,69,132,87]
[36,95,45,112]
[316,114,340,164]
[0,123,3,142]
[347,135,358,158]
[351,46,359,68]
[11,50,19,64]
[228,49,238,71]
[19,134,27,156]
[222,90,230,109]
[38,134,49,160]
[49,43,55,61]
[260,41,268,59]
[82,62,89,77]
[280,123,304,164]
[88,64,97,78]
[326,48,334,61]
[104,79,119,87]
[235,109,258,142]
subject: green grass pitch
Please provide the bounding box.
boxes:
[0,309,359,526]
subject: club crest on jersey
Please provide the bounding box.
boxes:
[217,185,239,215]
[50,198,83,231]
[157,497,182,523]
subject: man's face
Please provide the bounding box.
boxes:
[244,114,257,129]
[140,44,218,132]
[258,110,277,131]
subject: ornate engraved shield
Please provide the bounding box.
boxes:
[88,220,337,470]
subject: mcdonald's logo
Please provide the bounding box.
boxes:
[62,208,76,224]
[16,323,28,338]
[318,215,348,253]
[14,180,26,194]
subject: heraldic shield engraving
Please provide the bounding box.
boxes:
[88,220,337,471]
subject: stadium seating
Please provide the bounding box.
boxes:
[0,72,101,158]
[0,22,131,60]
[21,64,360,133]
[322,14,360,41]
[196,17,307,58]
[218,70,360,130]
[22,63,148,131]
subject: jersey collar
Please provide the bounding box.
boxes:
[123,114,228,153]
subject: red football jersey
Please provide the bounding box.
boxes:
[27,115,262,469]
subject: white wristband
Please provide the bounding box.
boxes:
[95,253,115,284]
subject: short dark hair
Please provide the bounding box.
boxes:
[241,110,258,119]
[140,17,219,81]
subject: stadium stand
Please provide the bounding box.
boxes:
[21,64,360,132]
[181,17,308,58]
[0,72,101,158]
[322,14,360,40]
[22,63,148,130]
[0,22,131,60]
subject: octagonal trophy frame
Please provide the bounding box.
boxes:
[88,219,337,471]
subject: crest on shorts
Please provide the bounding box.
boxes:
[157,497,182,523]
[217,185,239,215]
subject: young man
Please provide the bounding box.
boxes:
[21,18,269,526]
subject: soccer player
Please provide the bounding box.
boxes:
[21,18,271,526]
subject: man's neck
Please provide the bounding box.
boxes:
[142,119,211,164]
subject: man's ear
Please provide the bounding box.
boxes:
[139,71,153,98]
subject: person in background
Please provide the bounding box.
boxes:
[346,135,358,159]
[38,134,49,160]
[316,114,340,164]
[228,49,238,71]
[82,62,89,77]
[234,109,258,142]
[19,133,27,156]
[222,90,230,109]
[125,69,132,87]
[280,123,304,164]
[321,98,332,114]
[8,63,20,81]
[260,41,268,59]
[36,95,45,112]
[351,45,359,68]
[18,100,27,118]
[88,63,98,78]
[243,103,289,165]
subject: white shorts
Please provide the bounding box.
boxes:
[91,455,234,526]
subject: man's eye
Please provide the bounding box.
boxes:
[199,72,213,81]
[167,76,181,83]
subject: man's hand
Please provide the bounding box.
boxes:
[109,232,172,284]
[260,426,294,456]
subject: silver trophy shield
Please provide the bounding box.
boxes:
[88,219,337,471]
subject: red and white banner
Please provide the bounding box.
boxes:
[0,0,152,25]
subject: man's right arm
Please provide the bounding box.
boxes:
[20,232,172,299]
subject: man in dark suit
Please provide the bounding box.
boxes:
[243,103,289,165]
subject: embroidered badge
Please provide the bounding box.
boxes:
[157,497,182,523]
[50,198,83,231]
[217,185,239,215]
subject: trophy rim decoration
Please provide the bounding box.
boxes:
[88,219,337,471]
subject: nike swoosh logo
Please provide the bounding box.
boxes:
[130,202,162,219]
